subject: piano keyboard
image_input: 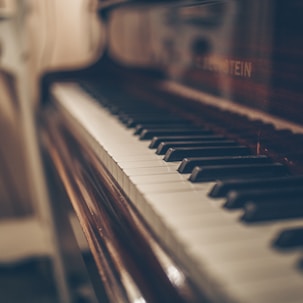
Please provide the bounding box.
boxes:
[51,82,303,303]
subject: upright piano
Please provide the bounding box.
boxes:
[41,1,303,302]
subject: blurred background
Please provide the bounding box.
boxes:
[0,0,103,302]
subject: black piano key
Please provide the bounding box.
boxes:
[109,105,150,115]
[149,135,224,148]
[138,126,198,137]
[134,122,193,135]
[189,163,287,183]
[121,114,167,125]
[272,227,303,249]
[241,199,303,223]
[224,186,303,209]
[116,106,161,116]
[164,146,251,162]
[209,175,303,198]
[119,112,171,122]
[178,155,271,174]
[124,116,182,128]
[140,129,212,140]
[156,140,238,155]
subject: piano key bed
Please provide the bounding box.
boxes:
[46,81,303,303]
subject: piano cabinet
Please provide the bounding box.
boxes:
[38,1,303,302]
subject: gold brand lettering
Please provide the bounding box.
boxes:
[197,56,253,78]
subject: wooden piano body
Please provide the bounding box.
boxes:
[12,1,303,302]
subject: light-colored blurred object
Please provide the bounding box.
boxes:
[0,1,104,302]
[26,0,104,71]
[26,0,105,106]
[0,0,17,17]
[0,0,33,218]
[0,0,105,216]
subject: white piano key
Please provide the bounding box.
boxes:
[130,173,190,184]
[109,145,156,156]
[225,272,303,303]
[188,227,302,265]
[114,154,163,162]
[146,192,223,214]
[138,182,208,196]
[124,166,182,176]
[144,189,216,205]
[118,160,179,169]
[212,253,300,284]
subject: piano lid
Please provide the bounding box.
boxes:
[103,0,303,128]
